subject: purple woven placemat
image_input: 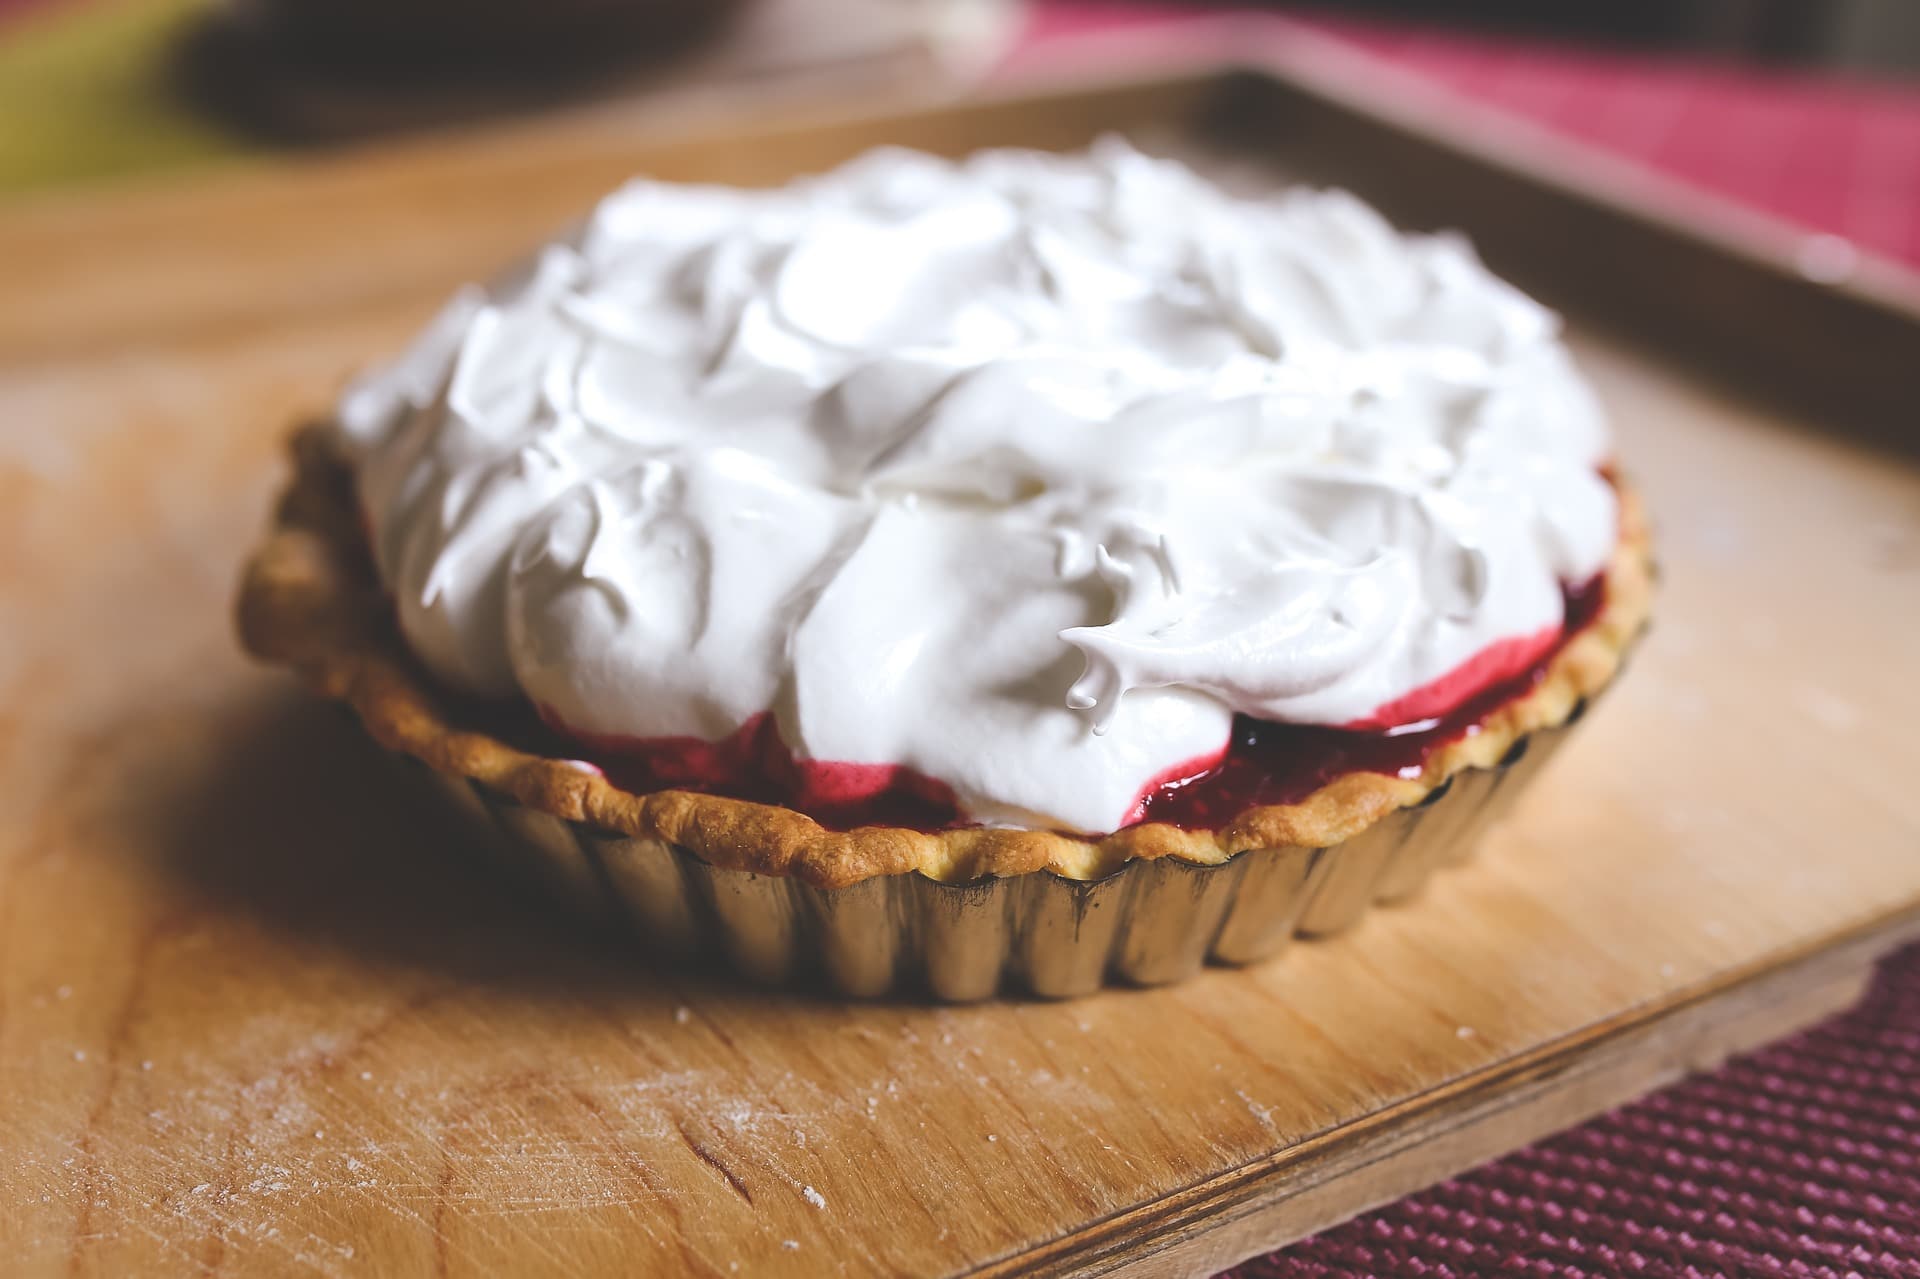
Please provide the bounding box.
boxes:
[1227,941,1920,1277]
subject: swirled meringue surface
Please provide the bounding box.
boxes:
[335,140,1617,833]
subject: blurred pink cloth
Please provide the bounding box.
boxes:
[1016,3,1920,269]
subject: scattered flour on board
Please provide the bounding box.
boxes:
[1236,1090,1277,1132]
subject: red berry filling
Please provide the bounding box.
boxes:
[546,573,1605,835]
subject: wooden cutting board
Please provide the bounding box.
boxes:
[3,70,1918,1278]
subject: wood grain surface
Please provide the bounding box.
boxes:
[3,72,1919,1278]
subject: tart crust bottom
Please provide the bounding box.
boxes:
[238,427,1655,890]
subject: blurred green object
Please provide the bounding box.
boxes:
[0,0,765,193]
[0,0,729,194]
[0,0,253,194]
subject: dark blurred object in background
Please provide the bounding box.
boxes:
[1284,0,1920,76]
[175,0,1011,143]
[229,0,733,68]
[179,0,747,140]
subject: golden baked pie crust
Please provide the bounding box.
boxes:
[239,427,1654,889]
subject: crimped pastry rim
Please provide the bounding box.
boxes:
[237,426,1654,890]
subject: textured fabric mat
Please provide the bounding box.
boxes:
[1255,941,1920,1276]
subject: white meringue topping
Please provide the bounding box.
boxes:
[335,140,1616,833]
